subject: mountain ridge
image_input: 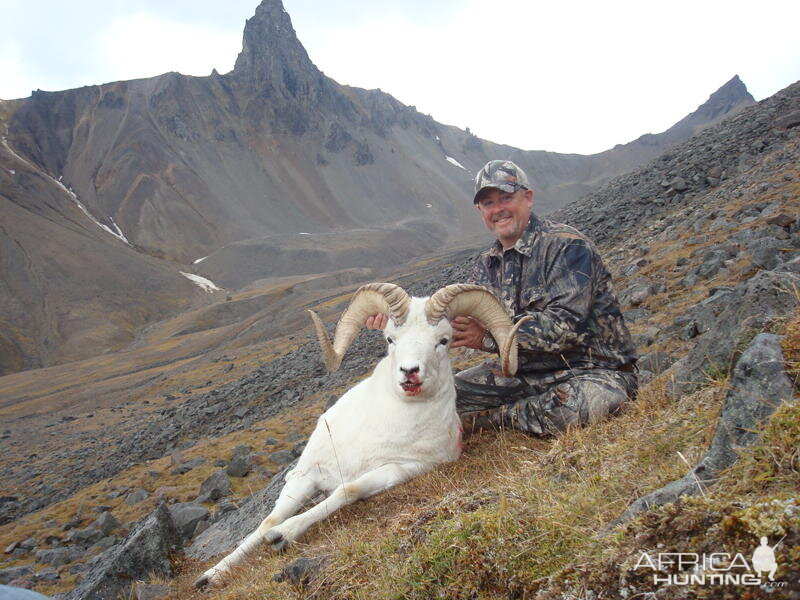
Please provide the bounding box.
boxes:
[0,0,754,374]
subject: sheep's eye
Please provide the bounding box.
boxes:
[439,337,449,346]
[386,336,394,345]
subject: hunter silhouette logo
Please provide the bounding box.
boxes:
[632,535,786,588]
[751,536,781,581]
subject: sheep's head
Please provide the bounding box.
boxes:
[308,283,530,397]
[382,297,453,398]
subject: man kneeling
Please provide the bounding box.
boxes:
[370,160,637,435]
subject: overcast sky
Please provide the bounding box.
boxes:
[1,0,798,154]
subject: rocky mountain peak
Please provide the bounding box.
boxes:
[691,74,755,122]
[231,0,318,89]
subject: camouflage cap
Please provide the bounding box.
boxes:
[473,160,530,204]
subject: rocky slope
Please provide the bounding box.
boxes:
[0,0,753,374]
[0,78,796,598]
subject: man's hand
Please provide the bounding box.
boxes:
[451,316,486,349]
[365,313,389,330]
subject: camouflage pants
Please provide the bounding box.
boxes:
[455,361,638,436]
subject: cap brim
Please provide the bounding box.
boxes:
[473,184,519,204]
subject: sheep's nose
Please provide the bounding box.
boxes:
[399,364,420,376]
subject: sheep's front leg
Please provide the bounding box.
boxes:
[265,461,425,550]
[195,474,317,587]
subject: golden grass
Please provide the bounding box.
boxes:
[157,374,732,599]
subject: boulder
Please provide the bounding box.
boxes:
[273,554,329,587]
[673,270,798,393]
[35,547,82,567]
[269,450,295,465]
[124,489,149,505]
[617,334,792,523]
[60,503,181,600]
[168,503,210,540]
[92,511,121,536]
[0,565,33,584]
[67,526,104,547]
[231,444,253,460]
[226,456,251,478]
[198,470,231,502]
[170,456,206,476]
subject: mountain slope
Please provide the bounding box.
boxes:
[0,0,753,374]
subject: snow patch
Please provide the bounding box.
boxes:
[181,272,222,292]
[193,256,208,264]
[445,156,467,170]
[2,129,132,246]
[53,177,131,245]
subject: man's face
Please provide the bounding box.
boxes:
[476,188,533,248]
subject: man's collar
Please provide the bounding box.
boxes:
[487,213,541,259]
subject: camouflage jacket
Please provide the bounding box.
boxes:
[469,214,637,374]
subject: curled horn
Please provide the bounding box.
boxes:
[308,283,411,371]
[425,284,532,377]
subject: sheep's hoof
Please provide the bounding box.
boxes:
[266,529,289,551]
[194,575,210,588]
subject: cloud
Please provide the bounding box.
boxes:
[296,0,800,154]
[92,12,242,83]
[0,41,40,100]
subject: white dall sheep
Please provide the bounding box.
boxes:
[196,282,527,587]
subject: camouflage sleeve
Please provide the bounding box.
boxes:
[515,239,594,354]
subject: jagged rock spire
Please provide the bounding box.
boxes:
[231,0,319,91]
[694,75,755,121]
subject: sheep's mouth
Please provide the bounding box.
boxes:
[401,381,423,395]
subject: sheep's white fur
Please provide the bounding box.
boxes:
[197,297,461,586]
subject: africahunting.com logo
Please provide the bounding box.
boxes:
[633,535,787,588]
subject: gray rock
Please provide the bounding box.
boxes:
[674,270,799,393]
[169,451,184,467]
[168,503,210,540]
[31,568,59,582]
[273,554,329,587]
[0,565,33,584]
[637,352,675,376]
[125,489,149,505]
[18,538,36,550]
[669,177,688,192]
[270,450,295,465]
[748,236,785,270]
[35,547,82,567]
[136,582,175,600]
[226,456,251,478]
[61,504,181,600]
[198,470,231,502]
[170,456,206,476]
[193,519,210,537]
[618,334,792,522]
[92,511,121,536]
[87,536,118,555]
[4,542,18,554]
[231,444,253,460]
[766,213,795,228]
[774,109,800,129]
[67,526,104,547]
